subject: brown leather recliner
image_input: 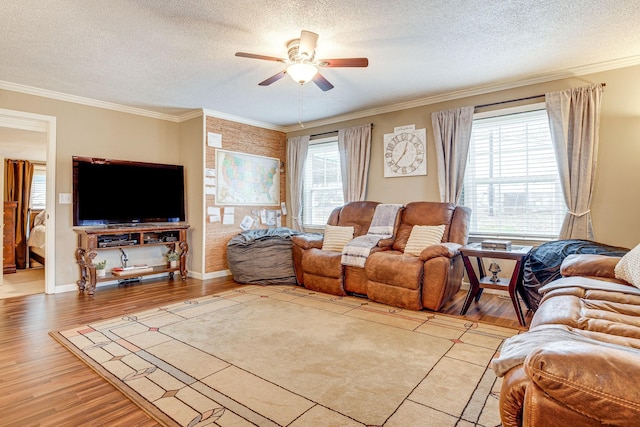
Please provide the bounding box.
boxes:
[365,202,471,311]
[291,201,399,296]
[496,254,640,427]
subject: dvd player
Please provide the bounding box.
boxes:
[98,240,138,248]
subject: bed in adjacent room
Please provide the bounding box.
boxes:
[27,209,46,266]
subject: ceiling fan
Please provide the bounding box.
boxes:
[235,30,368,91]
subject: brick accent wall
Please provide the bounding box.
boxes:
[204,116,286,273]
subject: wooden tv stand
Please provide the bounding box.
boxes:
[74,224,189,295]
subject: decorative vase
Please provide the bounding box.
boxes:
[169,260,178,269]
[96,268,106,278]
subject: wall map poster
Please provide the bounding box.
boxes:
[215,149,280,206]
[383,125,427,178]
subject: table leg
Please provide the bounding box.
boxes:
[508,259,527,326]
[461,255,481,315]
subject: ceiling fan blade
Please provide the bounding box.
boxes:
[318,58,369,67]
[312,73,334,91]
[235,52,286,63]
[299,30,319,58]
[258,70,287,86]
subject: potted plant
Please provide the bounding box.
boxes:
[95,260,107,277]
[166,251,180,268]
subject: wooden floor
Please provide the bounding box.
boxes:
[0,276,532,426]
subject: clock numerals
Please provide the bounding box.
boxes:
[384,132,425,176]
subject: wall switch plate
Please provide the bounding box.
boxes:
[59,193,72,204]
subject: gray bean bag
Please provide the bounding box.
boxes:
[227,227,302,285]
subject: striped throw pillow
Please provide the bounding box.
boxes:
[404,225,446,256]
[322,225,355,252]
[615,243,640,288]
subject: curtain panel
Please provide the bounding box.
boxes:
[431,106,474,204]
[5,159,34,269]
[286,135,310,231]
[338,123,372,202]
[546,83,603,240]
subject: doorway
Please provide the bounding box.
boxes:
[0,109,56,295]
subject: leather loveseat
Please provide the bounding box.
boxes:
[492,253,640,427]
[292,201,471,312]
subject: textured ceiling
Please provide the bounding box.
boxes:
[2,0,640,128]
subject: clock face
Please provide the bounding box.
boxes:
[384,132,425,176]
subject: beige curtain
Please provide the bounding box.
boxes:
[5,159,34,269]
[338,124,372,202]
[431,106,475,203]
[286,135,310,231]
[546,83,603,240]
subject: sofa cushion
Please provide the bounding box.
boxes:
[615,243,640,288]
[392,202,455,252]
[329,201,380,236]
[404,224,446,256]
[321,225,354,252]
[365,252,423,290]
[302,249,343,278]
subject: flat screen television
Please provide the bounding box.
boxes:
[72,156,186,226]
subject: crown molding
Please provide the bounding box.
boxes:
[0,80,197,123]
[202,108,287,132]
[176,109,204,122]
[282,55,640,133]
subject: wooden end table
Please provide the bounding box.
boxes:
[459,242,533,327]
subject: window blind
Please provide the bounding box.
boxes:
[462,109,566,239]
[30,165,47,210]
[302,141,344,227]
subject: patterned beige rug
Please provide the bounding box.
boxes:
[51,285,518,427]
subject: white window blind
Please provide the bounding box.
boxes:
[30,165,47,210]
[302,140,344,227]
[461,108,566,239]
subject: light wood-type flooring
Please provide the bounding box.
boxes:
[0,276,532,426]
[0,267,45,299]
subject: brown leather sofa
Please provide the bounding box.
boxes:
[292,201,471,312]
[365,201,471,310]
[494,254,640,426]
[291,201,397,295]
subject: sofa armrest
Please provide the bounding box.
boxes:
[524,340,640,425]
[560,254,622,280]
[377,237,395,248]
[419,242,461,261]
[499,366,529,427]
[291,233,324,250]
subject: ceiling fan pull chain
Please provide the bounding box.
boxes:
[298,84,305,128]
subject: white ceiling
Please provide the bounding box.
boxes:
[2,1,640,128]
[0,127,46,162]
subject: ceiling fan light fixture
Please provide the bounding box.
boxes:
[286,62,318,85]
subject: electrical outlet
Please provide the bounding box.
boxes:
[59,193,72,204]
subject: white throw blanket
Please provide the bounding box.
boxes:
[491,324,640,377]
[341,204,403,268]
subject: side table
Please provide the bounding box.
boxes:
[459,242,533,326]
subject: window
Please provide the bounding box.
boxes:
[461,106,566,239]
[302,139,344,227]
[30,164,47,210]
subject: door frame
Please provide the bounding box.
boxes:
[0,108,56,294]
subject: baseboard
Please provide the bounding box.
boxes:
[201,269,232,280]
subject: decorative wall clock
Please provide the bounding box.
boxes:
[383,125,427,177]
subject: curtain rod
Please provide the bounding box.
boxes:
[310,123,374,138]
[475,82,606,110]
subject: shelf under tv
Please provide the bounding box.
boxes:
[74,224,189,295]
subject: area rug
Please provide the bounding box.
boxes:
[51,285,519,427]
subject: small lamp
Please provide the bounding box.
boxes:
[488,262,501,283]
